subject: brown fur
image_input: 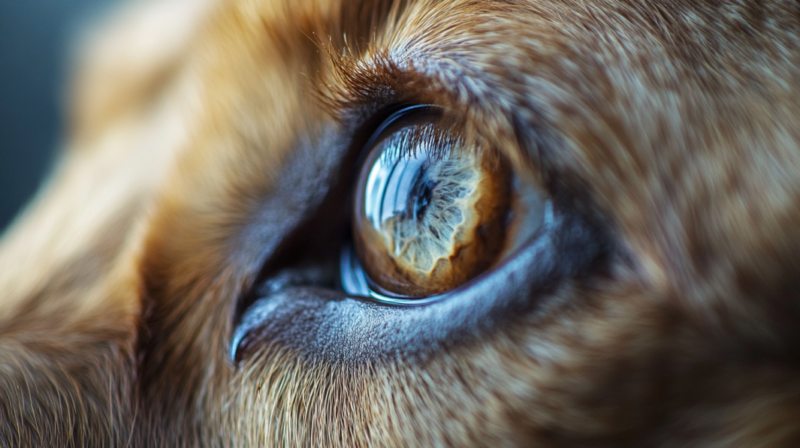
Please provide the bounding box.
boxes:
[1,0,800,446]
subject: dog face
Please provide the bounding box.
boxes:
[2,0,800,445]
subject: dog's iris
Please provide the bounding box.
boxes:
[347,106,546,299]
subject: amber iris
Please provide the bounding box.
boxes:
[352,108,512,297]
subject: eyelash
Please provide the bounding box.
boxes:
[377,126,458,161]
[358,104,493,168]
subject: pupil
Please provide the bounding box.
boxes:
[409,172,438,223]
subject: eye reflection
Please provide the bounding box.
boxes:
[344,106,546,300]
[363,142,433,231]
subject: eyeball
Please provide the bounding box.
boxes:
[345,106,546,300]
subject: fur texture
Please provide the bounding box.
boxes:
[1,0,800,446]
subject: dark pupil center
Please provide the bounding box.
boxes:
[407,165,438,222]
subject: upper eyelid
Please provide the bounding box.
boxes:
[316,49,542,181]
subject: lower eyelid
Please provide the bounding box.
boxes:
[234,202,603,362]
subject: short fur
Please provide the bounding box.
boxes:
[1,0,800,446]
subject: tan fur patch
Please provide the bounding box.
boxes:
[1,0,799,446]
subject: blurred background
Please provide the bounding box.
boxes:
[0,0,118,232]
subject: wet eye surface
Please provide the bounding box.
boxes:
[342,106,547,302]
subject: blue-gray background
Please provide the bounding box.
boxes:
[0,0,117,231]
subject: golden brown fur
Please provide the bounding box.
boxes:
[1,0,800,446]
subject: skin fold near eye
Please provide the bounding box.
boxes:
[350,108,546,298]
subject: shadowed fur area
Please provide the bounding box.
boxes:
[1,0,800,446]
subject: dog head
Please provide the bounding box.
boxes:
[2,0,800,445]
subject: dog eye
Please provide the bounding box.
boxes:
[342,106,547,300]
